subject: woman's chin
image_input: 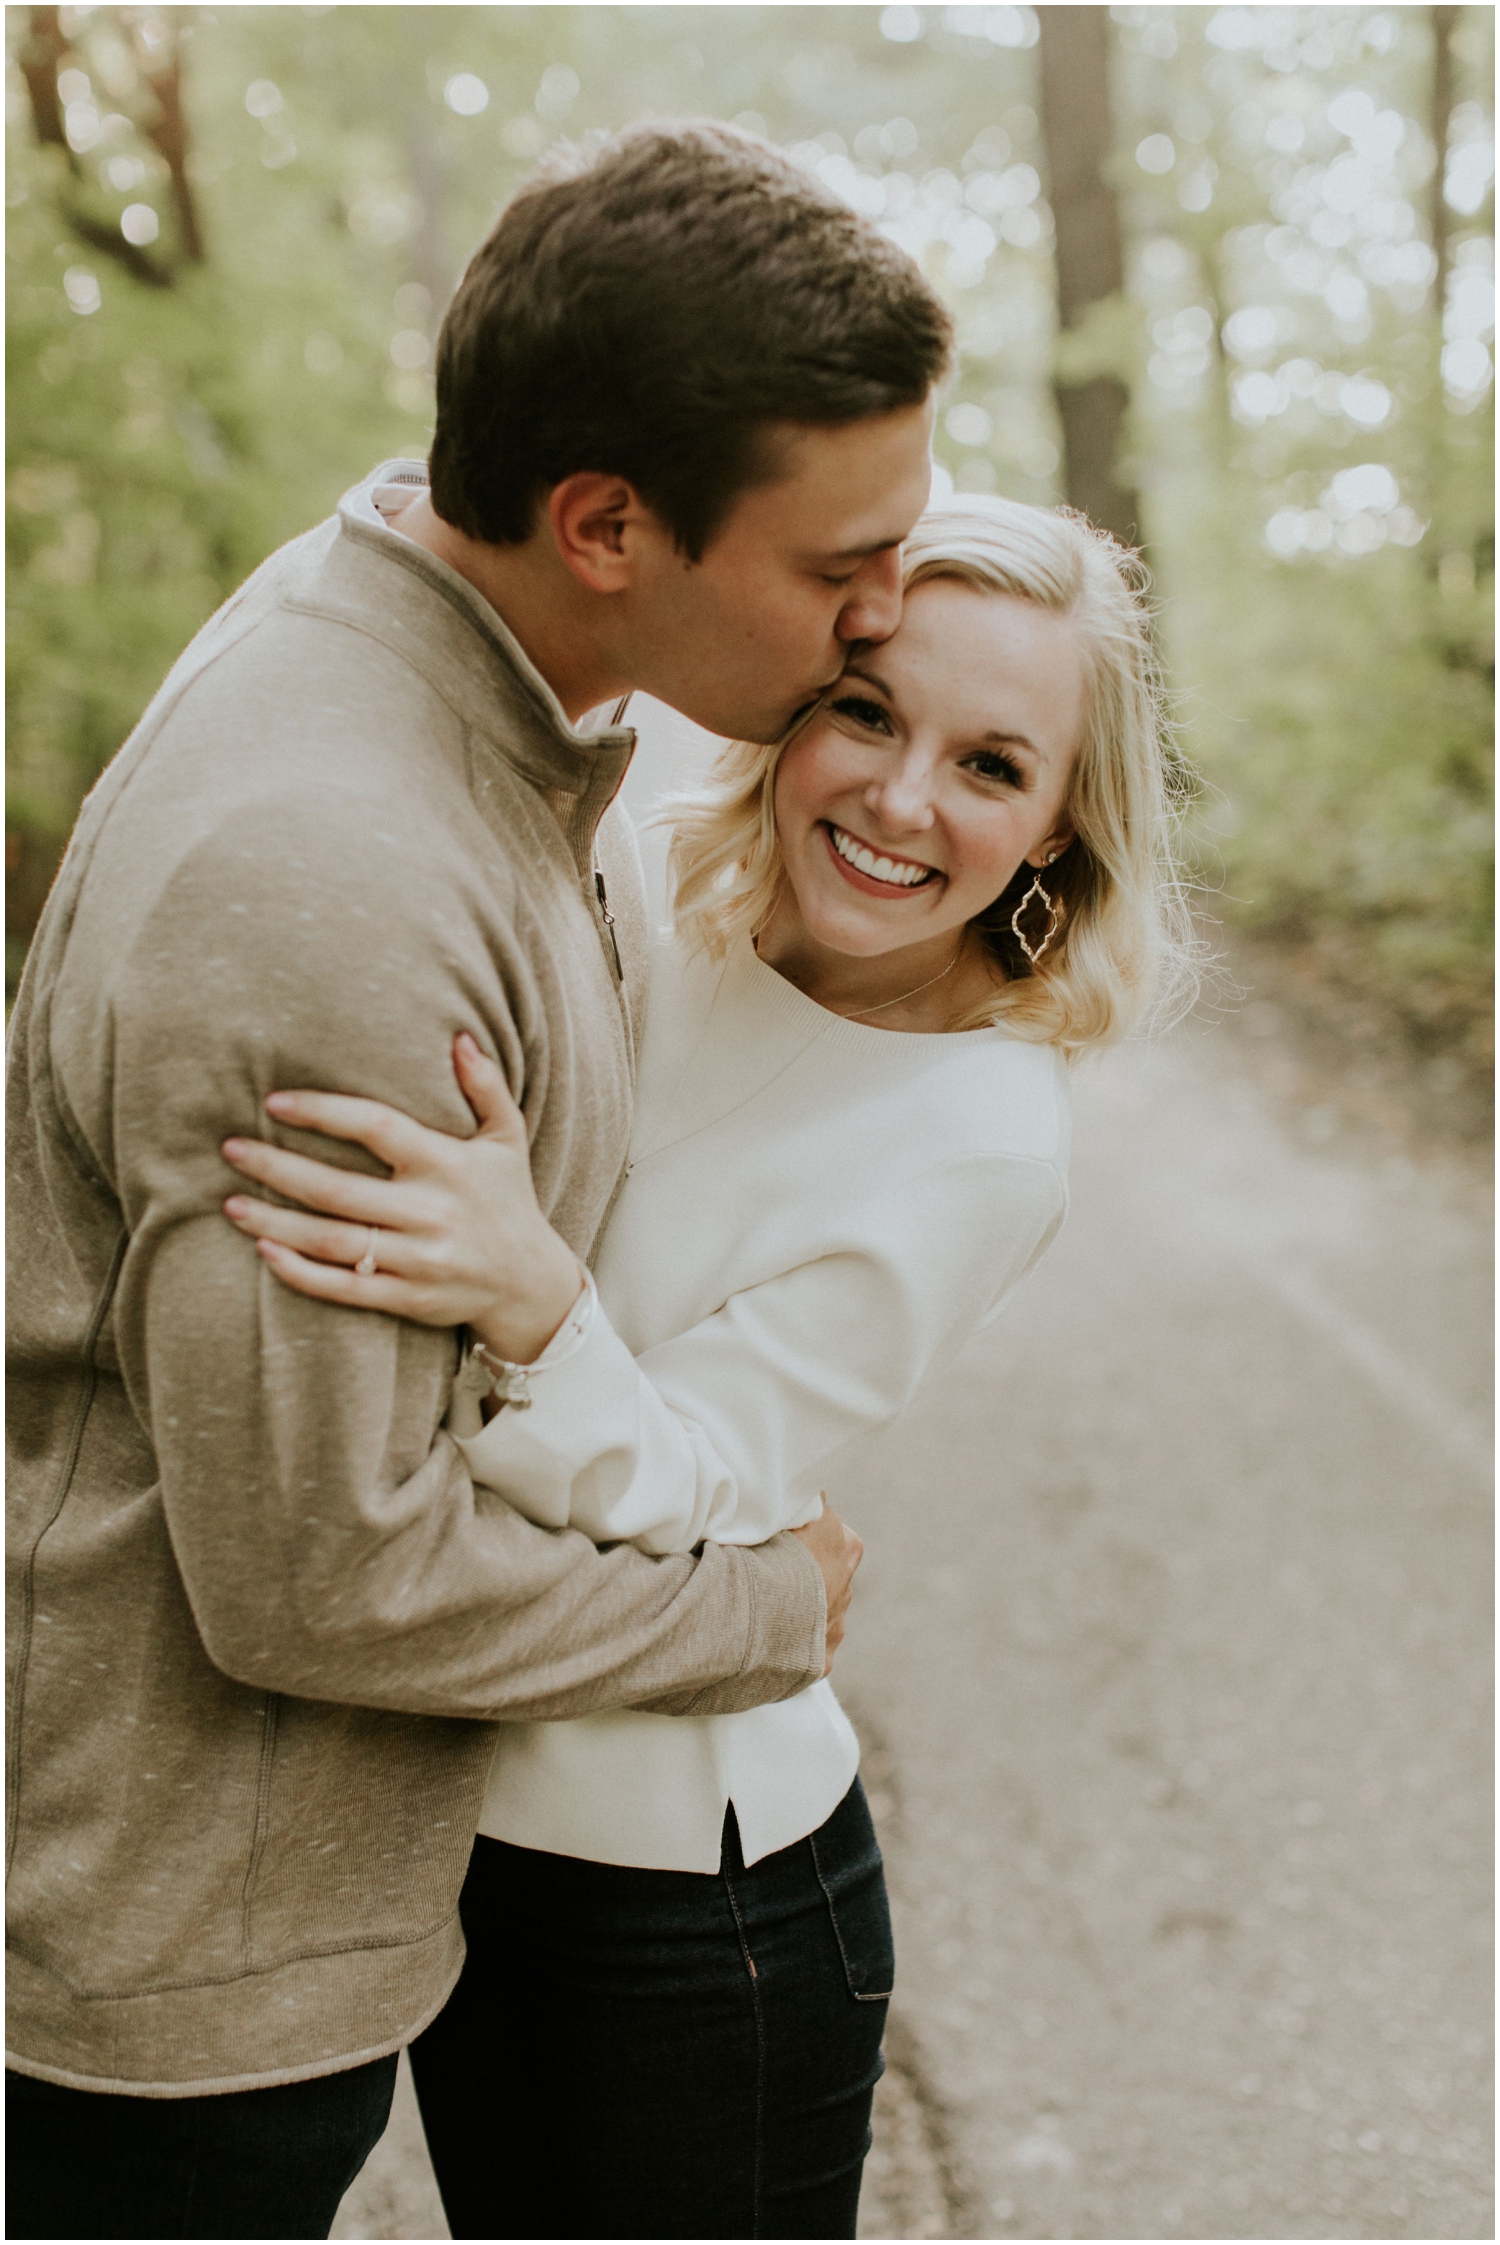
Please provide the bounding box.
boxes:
[799,905,943,961]
[783,861,955,961]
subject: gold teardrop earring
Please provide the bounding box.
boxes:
[1009,850,1063,965]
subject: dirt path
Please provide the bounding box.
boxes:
[826,1033,1491,2242]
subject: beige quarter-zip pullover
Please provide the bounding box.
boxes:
[5,463,824,2096]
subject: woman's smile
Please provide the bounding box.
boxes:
[823,821,941,895]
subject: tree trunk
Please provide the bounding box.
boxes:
[142,65,205,262]
[406,110,454,316]
[1429,5,1459,317]
[126,16,206,263]
[19,7,75,163]
[1037,5,1142,550]
[20,7,185,284]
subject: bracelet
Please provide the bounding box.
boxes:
[466,1340,536,1411]
[454,1339,537,1411]
[455,1267,595,1413]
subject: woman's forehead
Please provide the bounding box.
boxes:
[872,583,1084,732]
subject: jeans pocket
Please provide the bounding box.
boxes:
[809,1778,895,2003]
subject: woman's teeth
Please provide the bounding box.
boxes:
[829,824,933,889]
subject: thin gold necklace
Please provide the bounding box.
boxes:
[833,942,966,1021]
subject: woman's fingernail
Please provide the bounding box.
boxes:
[224,1197,248,1218]
[265,1093,294,1115]
[456,1033,478,1058]
[223,1140,247,1159]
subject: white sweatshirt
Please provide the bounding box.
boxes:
[457,829,1070,1871]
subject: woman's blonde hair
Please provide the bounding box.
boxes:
[665,494,1198,1054]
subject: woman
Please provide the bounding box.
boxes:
[220,497,1191,2239]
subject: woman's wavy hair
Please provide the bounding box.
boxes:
[665,494,1199,1055]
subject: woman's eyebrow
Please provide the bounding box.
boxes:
[837,670,1044,759]
[838,663,895,698]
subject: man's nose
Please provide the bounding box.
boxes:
[835,547,903,644]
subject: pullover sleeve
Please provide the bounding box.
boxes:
[457,1153,1067,1556]
[89,804,826,1722]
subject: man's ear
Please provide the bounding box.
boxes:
[547,473,653,595]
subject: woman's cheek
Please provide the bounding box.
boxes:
[774,741,831,839]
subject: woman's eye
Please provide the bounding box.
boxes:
[966,750,1024,787]
[831,694,892,733]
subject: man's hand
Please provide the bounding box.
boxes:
[790,1501,863,1676]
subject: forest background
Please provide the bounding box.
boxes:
[6,2,1494,1116]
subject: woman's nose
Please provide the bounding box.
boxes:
[865,758,936,832]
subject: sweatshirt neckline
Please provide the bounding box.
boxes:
[337,461,637,791]
[735,936,1015,1059]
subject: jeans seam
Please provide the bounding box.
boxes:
[809,1826,895,2004]
[720,1850,766,2239]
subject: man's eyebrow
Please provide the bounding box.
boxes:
[819,535,904,562]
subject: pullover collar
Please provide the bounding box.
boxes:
[331,460,637,860]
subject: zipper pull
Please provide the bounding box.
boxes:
[594,868,623,982]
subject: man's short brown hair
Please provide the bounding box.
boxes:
[429,121,953,560]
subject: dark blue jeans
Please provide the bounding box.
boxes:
[4,2050,397,2240]
[410,1776,893,2240]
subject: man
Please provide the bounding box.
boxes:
[6,122,951,2237]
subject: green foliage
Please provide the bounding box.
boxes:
[1168,507,1493,989]
[5,14,440,864]
[6,3,1494,1034]
[1107,4,1494,1029]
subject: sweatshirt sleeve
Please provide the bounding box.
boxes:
[458,1152,1067,1556]
[98,806,826,1723]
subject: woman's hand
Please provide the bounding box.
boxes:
[222,1034,585,1365]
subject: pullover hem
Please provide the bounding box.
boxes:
[4,1918,464,2098]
